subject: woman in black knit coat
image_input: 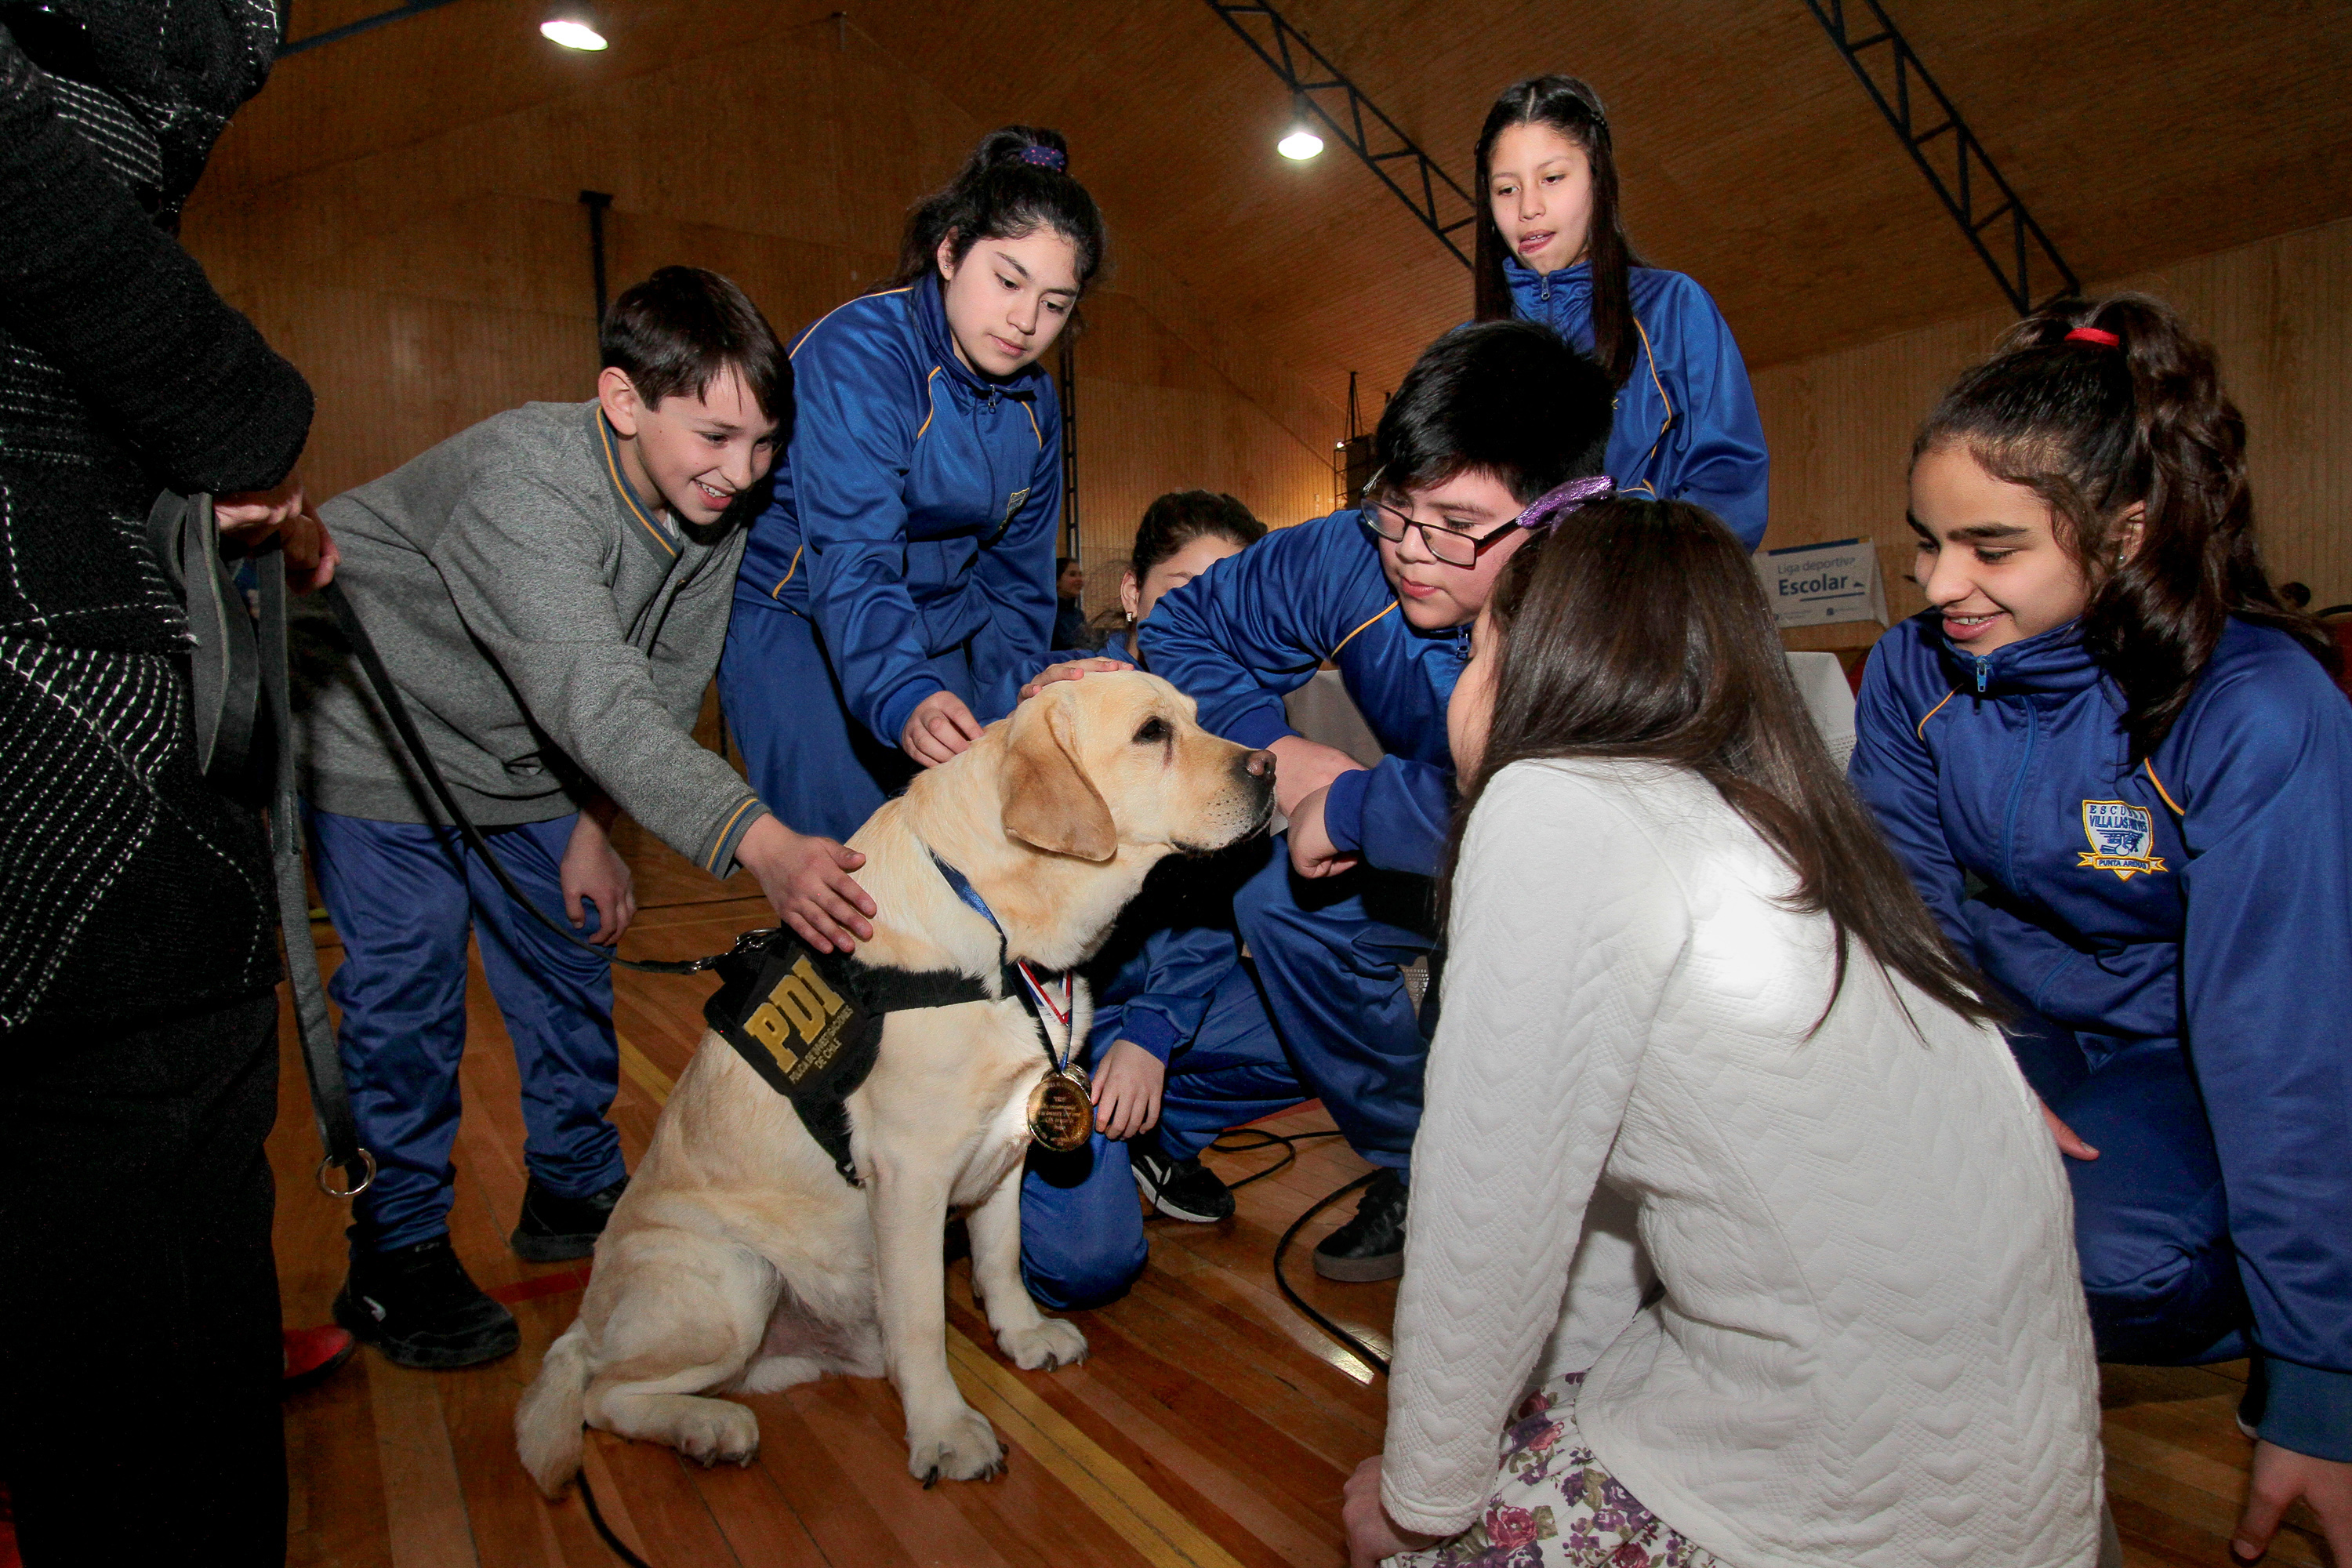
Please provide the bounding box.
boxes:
[0,2,325,1558]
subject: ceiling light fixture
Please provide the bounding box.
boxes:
[540,4,606,49]
[1278,96,1323,161]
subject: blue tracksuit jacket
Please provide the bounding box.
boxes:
[1139,510,1460,878]
[1021,837,1299,1309]
[1085,842,1263,1067]
[734,274,1062,742]
[1851,611,2352,1455]
[1084,629,1264,1070]
[1504,257,1769,550]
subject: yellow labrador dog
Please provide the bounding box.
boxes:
[517,671,1273,1494]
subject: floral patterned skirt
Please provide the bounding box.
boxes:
[1388,1372,1726,1568]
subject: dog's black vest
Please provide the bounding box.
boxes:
[702,931,1018,1186]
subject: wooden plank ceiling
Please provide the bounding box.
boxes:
[231,0,2352,422]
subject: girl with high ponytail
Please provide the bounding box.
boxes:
[1850,293,2352,1555]
[720,126,1109,855]
[1470,75,1771,548]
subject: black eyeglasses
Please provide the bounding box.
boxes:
[1364,500,1524,566]
[1359,493,1524,568]
[1358,470,1619,567]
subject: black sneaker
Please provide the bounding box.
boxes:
[334,1237,521,1369]
[510,1174,627,1262]
[1131,1141,1235,1223]
[1312,1169,1407,1283]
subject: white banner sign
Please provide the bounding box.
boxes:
[1755,537,1887,630]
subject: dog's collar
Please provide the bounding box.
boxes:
[927,854,1069,982]
[928,852,1076,1048]
[929,851,1002,936]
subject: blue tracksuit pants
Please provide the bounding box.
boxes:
[1019,964,1304,1310]
[304,806,626,1254]
[720,604,967,843]
[2007,1018,2249,1365]
[1229,841,1436,1172]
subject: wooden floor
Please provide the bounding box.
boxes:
[263,824,2334,1568]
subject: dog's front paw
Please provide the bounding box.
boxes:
[673,1398,760,1468]
[906,1405,1004,1486]
[996,1316,1087,1372]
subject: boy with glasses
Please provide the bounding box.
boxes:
[1140,322,1613,1280]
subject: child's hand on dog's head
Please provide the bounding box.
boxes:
[1018,658,1128,702]
[735,815,875,953]
[902,690,986,768]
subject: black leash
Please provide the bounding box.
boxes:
[150,492,766,1196]
[152,492,372,1197]
[315,576,764,979]
[264,548,378,1196]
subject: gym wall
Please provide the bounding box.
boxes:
[1755,213,2352,650]
[180,10,1331,622]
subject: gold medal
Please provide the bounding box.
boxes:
[1000,952,1089,1151]
[1025,1065,1094,1152]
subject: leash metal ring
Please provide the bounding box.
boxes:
[317,1147,378,1199]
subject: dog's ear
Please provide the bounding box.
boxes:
[1001,687,1116,861]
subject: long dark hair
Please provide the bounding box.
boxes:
[884,126,1106,298]
[1451,499,1998,1031]
[1471,76,1642,389]
[1918,293,2334,760]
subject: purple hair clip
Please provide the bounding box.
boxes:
[1514,474,1615,534]
[1019,145,1067,172]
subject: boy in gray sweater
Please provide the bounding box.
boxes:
[297,268,874,1368]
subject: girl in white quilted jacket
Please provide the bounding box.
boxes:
[1342,498,2106,1568]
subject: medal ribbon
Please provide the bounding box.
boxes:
[1013,960,1073,1030]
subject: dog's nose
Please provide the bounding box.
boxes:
[1243,748,1276,779]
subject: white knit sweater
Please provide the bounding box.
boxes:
[1382,758,2103,1568]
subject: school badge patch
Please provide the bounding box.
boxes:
[2077,800,2168,880]
[981,485,1033,546]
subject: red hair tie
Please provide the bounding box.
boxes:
[2066,326,2121,347]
